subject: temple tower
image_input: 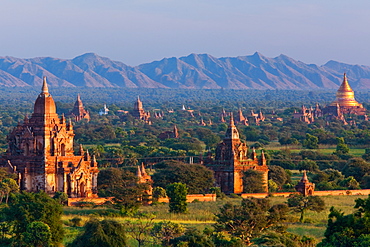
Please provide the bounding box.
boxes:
[131,96,151,123]
[205,115,268,194]
[323,73,366,116]
[4,77,99,198]
[330,73,363,108]
[295,171,315,196]
[68,94,90,121]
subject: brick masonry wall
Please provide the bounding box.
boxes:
[158,194,217,203]
[241,189,370,198]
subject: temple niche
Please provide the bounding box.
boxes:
[205,115,269,194]
[3,77,99,198]
[68,94,90,122]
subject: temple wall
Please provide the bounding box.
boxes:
[241,189,370,198]
[67,197,113,206]
[158,194,216,203]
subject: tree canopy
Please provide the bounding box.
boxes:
[3,191,64,246]
[214,198,288,245]
[153,160,214,194]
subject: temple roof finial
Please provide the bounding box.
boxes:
[301,170,309,182]
[41,76,49,95]
[339,73,352,92]
[230,112,235,126]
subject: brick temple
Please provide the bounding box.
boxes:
[205,115,268,194]
[2,77,99,198]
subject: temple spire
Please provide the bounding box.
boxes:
[41,77,49,95]
[224,113,239,140]
[230,112,235,126]
[339,73,352,92]
[330,73,362,107]
[301,170,308,182]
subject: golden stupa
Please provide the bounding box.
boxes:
[330,73,363,108]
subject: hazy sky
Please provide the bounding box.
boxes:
[1,0,370,66]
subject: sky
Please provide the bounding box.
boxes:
[1,0,370,66]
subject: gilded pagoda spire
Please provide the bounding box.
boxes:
[330,73,362,107]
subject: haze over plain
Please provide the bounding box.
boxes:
[1,0,369,66]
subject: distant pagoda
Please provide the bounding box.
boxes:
[68,94,90,122]
[323,73,366,116]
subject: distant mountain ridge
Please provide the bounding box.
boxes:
[0,52,369,90]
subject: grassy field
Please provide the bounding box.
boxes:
[284,147,365,157]
[62,194,368,245]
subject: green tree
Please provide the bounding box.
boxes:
[171,228,215,247]
[153,160,214,194]
[342,158,370,182]
[98,168,149,214]
[297,159,318,172]
[152,187,167,203]
[362,148,370,162]
[67,219,127,247]
[268,165,289,188]
[339,176,360,189]
[22,221,52,247]
[3,191,64,246]
[287,194,325,222]
[0,178,19,204]
[268,180,279,193]
[151,221,185,246]
[334,137,350,155]
[194,128,221,148]
[125,214,155,247]
[214,198,288,245]
[52,191,68,205]
[253,231,316,247]
[318,195,370,246]
[303,134,319,149]
[243,169,265,193]
[210,187,226,199]
[166,183,188,214]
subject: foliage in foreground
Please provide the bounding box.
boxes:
[67,218,127,247]
[214,197,288,245]
[287,194,325,223]
[166,182,188,214]
[2,191,64,246]
[319,195,370,246]
[98,167,150,215]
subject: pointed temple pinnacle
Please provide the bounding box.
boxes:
[137,166,142,177]
[261,150,266,160]
[230,113,235,126]
[41,77,49,95]
[339,73,353,92]
[301,170,308,182]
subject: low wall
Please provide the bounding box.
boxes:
[241,189,370,199]
[158,194,216,203]
[68,197,113,206]
[313,189,370,196]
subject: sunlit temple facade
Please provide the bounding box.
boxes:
[2,77,99,198]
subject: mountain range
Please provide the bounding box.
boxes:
[0,52,369,90]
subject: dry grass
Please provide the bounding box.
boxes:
[62,194,368,244]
